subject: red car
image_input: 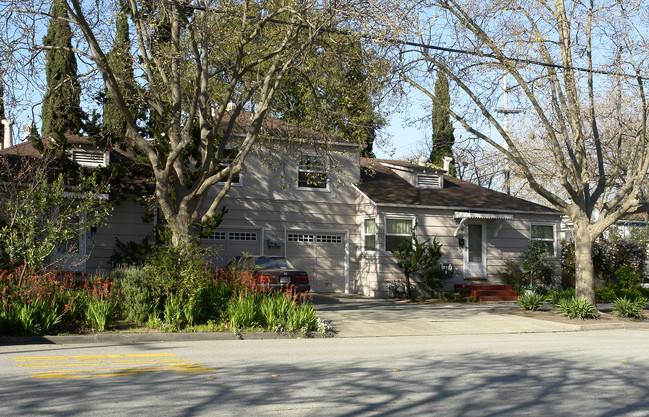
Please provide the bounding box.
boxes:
[224,256,310,293]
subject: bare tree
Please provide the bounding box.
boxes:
[391,0,649,302]
[3,0,358,248]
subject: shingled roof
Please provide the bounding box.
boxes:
[358,158,559,214]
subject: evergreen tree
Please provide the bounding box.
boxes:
[430,71,455,176]
[41,0,83,136]
[0,72,4,146]
[103,0,136,144]
[272,38,384,156]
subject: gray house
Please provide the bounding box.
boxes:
[0,116,561,297]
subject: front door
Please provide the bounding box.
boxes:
[464,223,486,278]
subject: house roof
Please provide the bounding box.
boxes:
[358,158,560,215]
[0,134,133,163]
[219,110,356,146]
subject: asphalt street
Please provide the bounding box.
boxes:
[2,295,649,416]
[2,330,649,416]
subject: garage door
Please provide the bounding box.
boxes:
[286,232,346,293]
[204,229,261,264]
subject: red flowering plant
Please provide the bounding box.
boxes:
[0,268,77,335]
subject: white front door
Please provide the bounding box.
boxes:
[464,223,486,278]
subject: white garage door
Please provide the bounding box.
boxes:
[203,229,261,264]
[286,232,346,293]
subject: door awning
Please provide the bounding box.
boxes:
[454,212,514,220]
[454,212,514,237]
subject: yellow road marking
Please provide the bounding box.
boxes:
[12,353,215,379]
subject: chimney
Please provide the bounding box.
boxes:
[443,156,453,174]
[418,156,428,167]
[1,119,14,149]
[23,124,33,141]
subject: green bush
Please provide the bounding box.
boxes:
[86,298,116,331]
[227,291,264,329]
[260,292,294,331]
[286,302,318,334]
[546,288,575,305]
[612,296,648,319]
[163,292,184,331]
[499,259,525,291]
[517,292,546,311]
[556,297,598,320]
[500,242,555,291]
[115,267,158,324]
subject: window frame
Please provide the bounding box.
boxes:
[531,223,556,255]
[297,154,329,191]
[362,217,377,253]
[217,148,242,186]
[384,216,415,254]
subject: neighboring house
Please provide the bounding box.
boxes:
[0,115,562,296]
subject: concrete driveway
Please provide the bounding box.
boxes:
[312,293,584,337]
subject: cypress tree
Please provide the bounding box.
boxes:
[430,71,455,176]
[0,72,4,146]
[41,0,83,136]
[103,0,135,144]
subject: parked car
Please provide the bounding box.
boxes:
[223,256,311,293]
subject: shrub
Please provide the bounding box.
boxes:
[84,276,118,331]
[612,296,648,319]
[227,291,263,329]
[163,292,184,331]
[499,259,524,291]
[115,267,158,324]
[86,298,116,331]
[546,288,575,306]
[286,302,318,334]
[556,297,598,320]
[0,269,76,335]
[520,241,555,289]
[421,265,449,297]
[260,291,294,331]
[562,240,645,289]
[517,292,546,311]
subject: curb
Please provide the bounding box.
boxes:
[0,331,307,346]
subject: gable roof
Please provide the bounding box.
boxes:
[358,158,560,215]
[219,110,357,147]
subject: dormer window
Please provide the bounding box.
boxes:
[417,173,443,189]
[69,149,109,168]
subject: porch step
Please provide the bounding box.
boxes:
[454,284,518,302]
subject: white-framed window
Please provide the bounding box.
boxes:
[363,218,376,252]
[298,154,328,189]
[218,148,241,185]
[531,224,555,255]
[385,217,414,253]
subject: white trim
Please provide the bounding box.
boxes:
[351,184,379,208]
[230,131,362,149]
[384,216,415,254]
[361,216,377,253]
[464,222,486,279]
[297,154,330,191]
[531,222,557,256]
[375,202,559,216]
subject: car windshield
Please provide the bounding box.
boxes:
[252,257,294,270]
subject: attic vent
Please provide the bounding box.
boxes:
[69,149,108,168]
[417,174,442,189]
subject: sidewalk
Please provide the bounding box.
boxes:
[311,293,649,337]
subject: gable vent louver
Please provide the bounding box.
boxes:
[417,174,442,189]
[69,149,108,168]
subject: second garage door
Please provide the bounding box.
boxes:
[286,232,346,293]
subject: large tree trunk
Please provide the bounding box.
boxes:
[573,219,596,304]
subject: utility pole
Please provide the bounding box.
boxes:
[495,73,521,195]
